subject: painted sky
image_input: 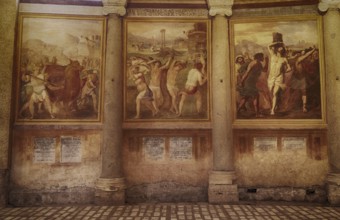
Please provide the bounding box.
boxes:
[233,20,318,46]
[127,21,197,41]
[22,17,103,47]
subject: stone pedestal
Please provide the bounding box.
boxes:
[208,171,238,203]
[95,177,126,205]
[0,170,8,206]
[327,173,340,205]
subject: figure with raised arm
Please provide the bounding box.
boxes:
[267,32,291,115]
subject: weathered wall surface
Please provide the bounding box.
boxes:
[227,5,329,203]
[123,130,212,203]
[234,129,328,202]
[9,129,102,206]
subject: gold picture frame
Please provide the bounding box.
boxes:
[15,13,106,124]
[230,15,326,129]
[123,18,211,122]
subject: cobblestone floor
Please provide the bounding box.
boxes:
[0,203,339,220]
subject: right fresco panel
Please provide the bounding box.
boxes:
[230,15,326,127]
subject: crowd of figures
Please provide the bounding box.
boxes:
[235,32,321,119]
[126,53,208,119]
[18,55,100,120]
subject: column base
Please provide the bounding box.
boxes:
[208,171,238,203]
[94,177,126,205]
[0,169,9,207]
[327,173,340,205]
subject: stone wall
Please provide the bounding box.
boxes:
[234,130,328,203]
[123,130,212,203]
[9,129,102,206]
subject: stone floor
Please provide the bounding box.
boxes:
[0,202,339,220]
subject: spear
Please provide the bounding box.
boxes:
[26,73,61,88]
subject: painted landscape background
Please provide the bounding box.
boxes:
[16,16,104,122]
[232,19,323,120]
[125,20,210,121]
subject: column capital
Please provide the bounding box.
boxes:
[318,0,340,12]
[207,0,234,17]
[102,0,127,16]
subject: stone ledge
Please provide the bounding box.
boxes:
[238,186,327,203]
[0,169,8,207]
[94,190,125,205]
[95,177,126,192]
[208,184,239,203]
[208,171,239,203]
[327,173,340,185]
[94,177,126,205]
[126,182,207,203]
[327,173,340,205]
[209,171,236,185]
[9,188,95,206]
[327,184,340,205]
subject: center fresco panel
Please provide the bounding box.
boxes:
[124,19,211,122]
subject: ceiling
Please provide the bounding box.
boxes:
[20,0,319,8]
[128,0,319,8]
[128,0,316,3]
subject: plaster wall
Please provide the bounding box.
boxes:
[9,129,102,206]
[123,130,212,203]
[234,130,328,187]
[234,130,328,202]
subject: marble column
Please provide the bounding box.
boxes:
[318,0,340,205]
[0,0,17,207]
[94,0,127,205]
[207,0,238,203]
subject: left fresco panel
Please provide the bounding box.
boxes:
[15,14,106,124]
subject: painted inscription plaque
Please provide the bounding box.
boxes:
[253,137,277,152]
[282,137,306,151]
[61,136,82,163]
[169,137,193,160]
[33,137,56,163]
[143,137,165,161]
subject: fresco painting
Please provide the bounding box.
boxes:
[16,14,105,123]
[231,16,325,124]
[124,19,210,121]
